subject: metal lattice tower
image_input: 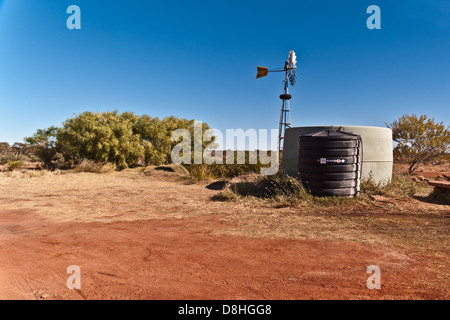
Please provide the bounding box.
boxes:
[278,72,292,151]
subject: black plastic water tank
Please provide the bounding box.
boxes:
[298,130,362,197]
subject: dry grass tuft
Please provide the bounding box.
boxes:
[6,160,25,171]
[73,159,117,174]
[154,164,190,177]
[360,173,432,198]
[214,172,436,210]
[144,165,192,184]
[214,172,359,208]
[211,188,240,202]
[187,164,216,182]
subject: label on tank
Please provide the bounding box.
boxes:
[318,158,346,164]
[327,159,346,163]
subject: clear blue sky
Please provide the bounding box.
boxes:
[0,0,449,146]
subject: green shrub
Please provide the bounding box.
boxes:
[1,142,36,165]
[25,111,216,171]
[144,141,167,165]
[7,160,24,171]
[49,152,71,170]
[387,114,449,173]
[1,154,28,165]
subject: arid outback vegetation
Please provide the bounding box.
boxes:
[0,113,448,299]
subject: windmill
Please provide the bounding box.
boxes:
[256,50,298,152]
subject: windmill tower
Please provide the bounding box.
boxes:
[256,50,298,151]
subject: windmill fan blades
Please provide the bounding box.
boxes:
[289,69,296,86]
[256,66,269,79]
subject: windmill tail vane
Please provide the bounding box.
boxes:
[256,66,269,79]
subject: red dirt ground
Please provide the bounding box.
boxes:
[0,207,446,300]
[0,164,448,299]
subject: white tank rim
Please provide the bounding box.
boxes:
[288,125,391,131]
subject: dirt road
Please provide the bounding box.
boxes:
[0,170,448,299]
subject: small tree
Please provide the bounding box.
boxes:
[386,114,449,173]
[24,127,60,168]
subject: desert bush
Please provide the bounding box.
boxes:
[183,150,278,181]
[0,153,28,165]
[144,141,167,166]
[57,111,144,170]
[25,111,215,171]
[73,159,116,173]
[215,173,312,205]
[0,142,35,165]
[185,162,262,182]
[49,152,71,170]
[387,114,449,173]
[143,115,216,161]
[360,173,429,198]
[264,173,312,201]
[187,164,215,182]
[258,173,357,206]
[7,160,25,171]
[214,172,428,207]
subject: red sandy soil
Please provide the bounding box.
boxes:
[0,165,448,300]
[0,208,446,300]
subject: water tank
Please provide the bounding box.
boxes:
[299,130,361,196]
[283,126,393,185]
